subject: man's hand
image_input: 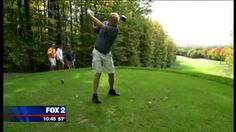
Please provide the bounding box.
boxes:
[87,8,94,16]
[87,8,105,30]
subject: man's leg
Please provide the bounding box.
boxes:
[67,60,71,69]
[103,54,119,96]
[60,60,64,69]
[93,73,101,94]
[52,65,56,71]
[92,72,102,103]
[108,73,114,89]
[92,48,102,103]
[57,62,60,70]
[58,61,61,70]
[72,61,75,68]
[53,59,57,71]
[108,73,120,96]
[50,65,53,71]
[57,64,59,70]
[49,58,53,71]
[50,64,55,71]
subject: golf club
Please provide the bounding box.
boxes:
[98,12,127,22]
[87,9,127,22]
[120,15,127,22]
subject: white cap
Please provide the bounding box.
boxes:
[110,12,120,21]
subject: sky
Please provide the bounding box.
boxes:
[148,1,233,47]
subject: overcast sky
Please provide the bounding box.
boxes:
[149,1,233,47]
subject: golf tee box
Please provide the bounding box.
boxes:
[3,106,66,122]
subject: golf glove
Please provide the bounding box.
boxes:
[87,8,94,16]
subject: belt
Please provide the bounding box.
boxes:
[95,47,108,55]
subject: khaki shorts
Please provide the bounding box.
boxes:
[49,58,56,66]
[92,48,114,73]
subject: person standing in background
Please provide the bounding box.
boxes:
[66,47,75,69]
[47,43,57,71]
[56,45,65,70]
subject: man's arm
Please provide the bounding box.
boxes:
[89,20,96,33]
[87,9,106,30]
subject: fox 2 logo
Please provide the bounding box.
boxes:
[46,107,66,113]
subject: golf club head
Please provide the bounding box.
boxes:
[120,15,127,22]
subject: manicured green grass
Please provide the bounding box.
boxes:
[171,56,233,78]
[3,68,233,132]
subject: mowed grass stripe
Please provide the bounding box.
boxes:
[172,56,233,78]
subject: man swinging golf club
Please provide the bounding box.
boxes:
[87,9,120,103]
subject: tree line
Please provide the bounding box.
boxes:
[177,43,234,71]
[4,0,177,72]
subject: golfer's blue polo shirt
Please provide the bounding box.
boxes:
[94,21,119,54]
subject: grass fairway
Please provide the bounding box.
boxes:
[3,68,233,132]
[171,56,233,78]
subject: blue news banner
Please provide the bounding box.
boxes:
[3,106,66,122]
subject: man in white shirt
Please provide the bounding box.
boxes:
[56,45,64,70]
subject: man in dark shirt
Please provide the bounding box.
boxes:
[65,47,75,69]
[88,9,120,103]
